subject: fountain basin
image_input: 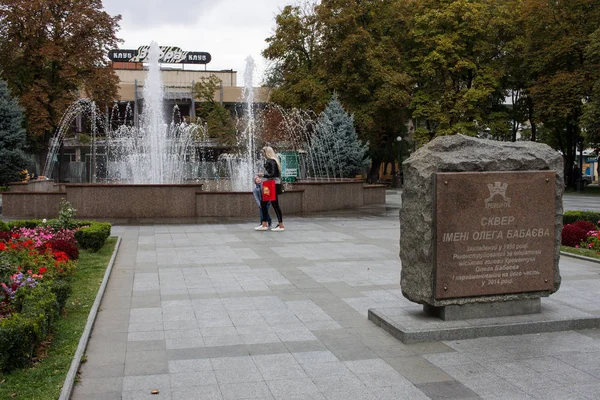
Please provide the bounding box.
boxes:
[2,180,386,221]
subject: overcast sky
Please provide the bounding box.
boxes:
[101,0,294,86]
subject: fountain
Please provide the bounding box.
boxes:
[6,47,387,220]
[105,42,199,184]
[220,56,261,192]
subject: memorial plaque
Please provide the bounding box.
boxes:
[434,171,556,299]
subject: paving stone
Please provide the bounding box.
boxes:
[219,381,273,400]
[214,366,263,384]
[292,350,340,364]
[125,350,168,376]
[284,340,328,353]
[385,356,454,385]
[415,380,481,400]
[121,390,172,400]
[170,385,223,400]
[73,377,124,395]
[169,371,217,387]
[122,374,170,391]
[204,345,251,359]
[266,378,320,397]
[127,340,167,352]
[328,345,378,361]
[71,391,123,400]
[78,363,125,379]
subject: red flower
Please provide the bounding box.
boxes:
[0,243,5,251]
[17,266,22,271]
[39,267,47,274]
[10,243,18,249]
[11,233,19,239]
[27,270,33,275]
[58,269,64,273]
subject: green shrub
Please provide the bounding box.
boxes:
[48,279,72,311]
[0,314,38,372]
[0,285,59,373]
[19,285,60,336]
[73,220,95,228]
[563,210,600,225]
[74,222,111,252]
[10,219,43,229]
[0,221,9,232]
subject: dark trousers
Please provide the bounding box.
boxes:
[261,200,282,224]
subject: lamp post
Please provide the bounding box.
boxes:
[396,136,403,188]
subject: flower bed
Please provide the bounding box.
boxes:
[561,214,600,255]
[0,201,111,373]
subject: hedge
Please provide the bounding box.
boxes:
[11,220,43,229]
[74,222,111,252]
[563,210,600,225]
[0,284,59,372]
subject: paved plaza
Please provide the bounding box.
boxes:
[72,192,600,400]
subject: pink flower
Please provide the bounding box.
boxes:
[576,245,580,248]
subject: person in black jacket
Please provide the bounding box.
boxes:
[255,146,284,231]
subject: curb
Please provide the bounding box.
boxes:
[59,236,122,400]
[560,251,600,265]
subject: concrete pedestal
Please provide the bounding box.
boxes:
[423,299,541,321]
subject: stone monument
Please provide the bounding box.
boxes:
[400,135,563,320]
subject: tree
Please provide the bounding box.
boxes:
[309,94,370,178]
[404,0,515,142]
[262,1,329,111]
[0,79,29,185]
[192,75,236,145]
[0,0,121,150]
[519,0,600,185]
[263,0,412,182]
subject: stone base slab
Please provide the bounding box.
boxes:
[368,300,600,344]
[424,298,541,321]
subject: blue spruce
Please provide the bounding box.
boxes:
[310,93,369,178]
[0,79,29,186]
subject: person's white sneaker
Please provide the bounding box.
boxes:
[255,225,268,231]
[271,225,285,232]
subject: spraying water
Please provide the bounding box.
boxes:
[105,41,198,183]
[222,56,261,191]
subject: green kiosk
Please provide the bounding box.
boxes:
[279,151,299,182]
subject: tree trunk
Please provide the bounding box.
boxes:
[564,121,577,188]
[367,158,381,184]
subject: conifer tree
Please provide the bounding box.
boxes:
[309,94,369,178]
[0,79,28,185]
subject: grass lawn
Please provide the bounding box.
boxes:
[0,237,117,399]
[561,245,600,260]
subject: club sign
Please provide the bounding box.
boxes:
[108,46,211,64]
